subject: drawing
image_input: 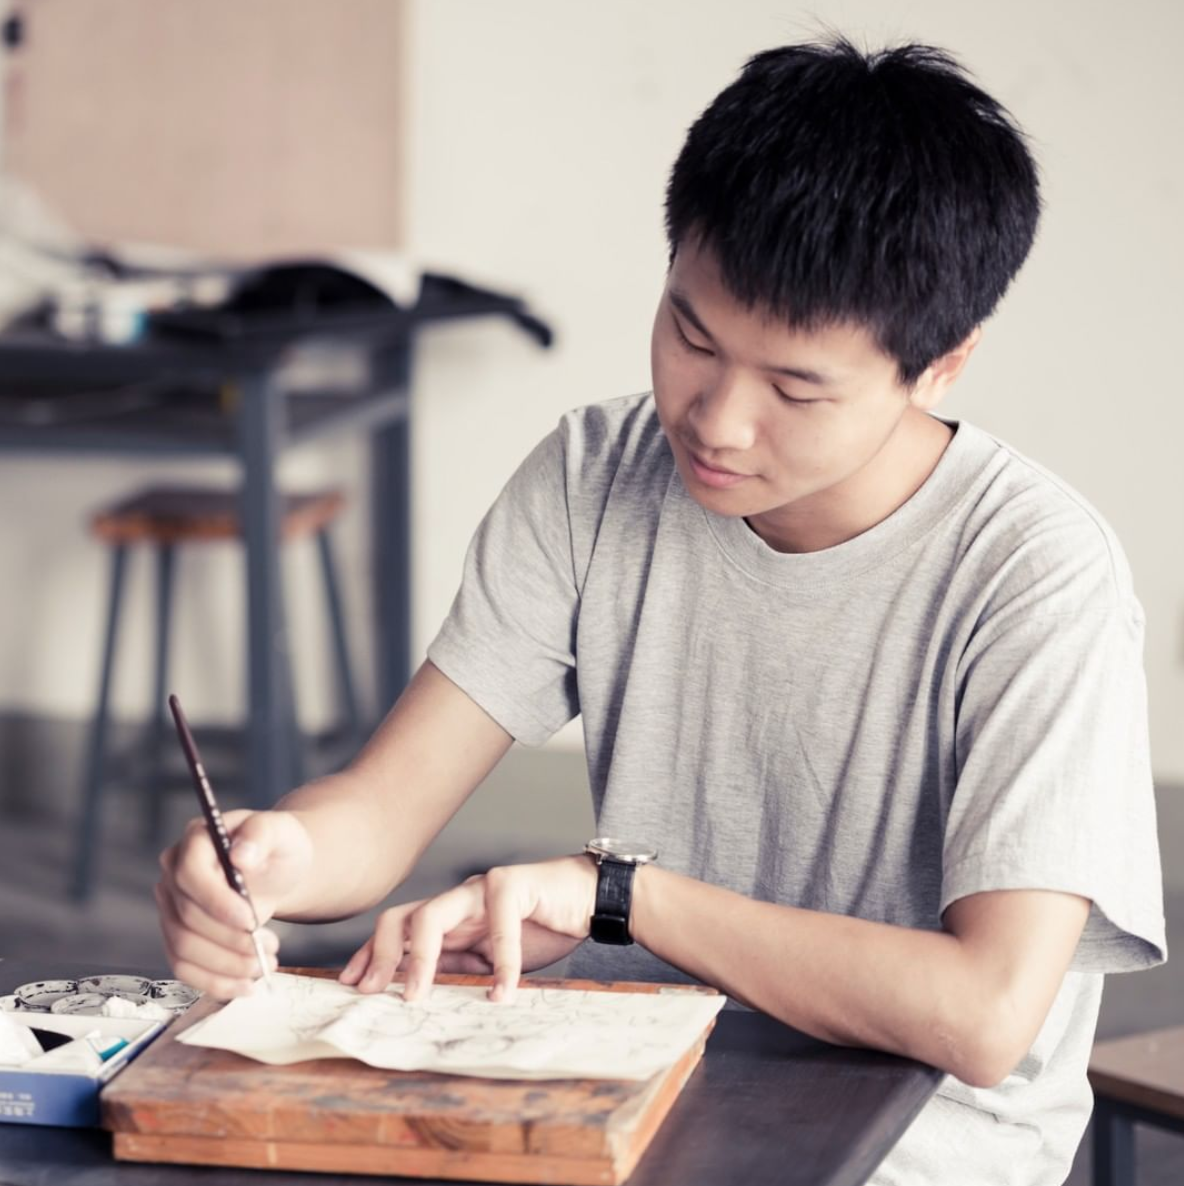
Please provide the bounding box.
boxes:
[178,972,725,1081]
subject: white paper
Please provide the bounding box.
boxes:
[0,1012,43,1068]
[178,972,724,1081]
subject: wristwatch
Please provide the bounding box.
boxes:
[584,837,657,945]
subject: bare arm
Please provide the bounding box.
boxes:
[630,868,1090,1087]
[364,856,1090,1088]
[274,660,515,920]
[156,660,513,995]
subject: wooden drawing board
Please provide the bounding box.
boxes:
[102,969,721,1185]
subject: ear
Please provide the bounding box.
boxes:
[909,327,982,411]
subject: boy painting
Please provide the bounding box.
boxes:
[158,39,1165,1184]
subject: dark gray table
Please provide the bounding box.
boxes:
[0,957,942,1186]
[0,275,552,812]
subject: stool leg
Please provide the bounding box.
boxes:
[281,620,307,789]
[144,543,176,847]
[1092,1100,1136,1186]
[316,528,362,747]
[70,543,129,902]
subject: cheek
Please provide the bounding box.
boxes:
[651,339,699,409]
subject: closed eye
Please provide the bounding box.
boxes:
[672,313,714,356]
[773,386,821,407]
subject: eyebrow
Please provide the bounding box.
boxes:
[668,289,835,387]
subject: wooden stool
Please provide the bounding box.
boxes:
[70,485,362,901]
[1089,1025,1184,1185]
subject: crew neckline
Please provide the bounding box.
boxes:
[695,420,999,590]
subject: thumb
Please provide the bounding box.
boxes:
[225,810,278,870]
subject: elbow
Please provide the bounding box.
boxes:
[943,1002,1032,1089]
[949,1046,1018,1090]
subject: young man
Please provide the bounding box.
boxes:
[157,39,1165,1184]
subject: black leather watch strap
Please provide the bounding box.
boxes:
[590,857,636,945]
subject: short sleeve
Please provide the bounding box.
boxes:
[427,425,581,746]
[941,524,1166,973]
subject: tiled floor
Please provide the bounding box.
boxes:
[1,746,1180,1184]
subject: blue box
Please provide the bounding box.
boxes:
[0,1014,163,1127]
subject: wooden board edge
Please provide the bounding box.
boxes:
[113,1131,623,1185]
[608,1024,713,1180]
[283,967,722,998]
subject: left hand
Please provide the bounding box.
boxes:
[338,854,598,1002]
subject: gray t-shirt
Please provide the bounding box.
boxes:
[428,392,1165,1186]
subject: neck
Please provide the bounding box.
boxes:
[747,411,954,553]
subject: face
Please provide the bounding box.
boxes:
[651,240,968,552]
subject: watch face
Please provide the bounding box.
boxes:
[586,837,657,863]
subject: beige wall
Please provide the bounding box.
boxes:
[0,1,1182,788]
[2,0,406,257]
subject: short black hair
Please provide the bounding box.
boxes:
[665,38,1041,384]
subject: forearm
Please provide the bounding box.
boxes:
[270,769,409,921]
[630,865,1084,1086]
[272,661,513,922]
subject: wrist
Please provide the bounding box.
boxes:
[629,862,657,948]
[584,838,657,944]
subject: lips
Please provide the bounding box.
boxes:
[685,447,752,489]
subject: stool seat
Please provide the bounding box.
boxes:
[91,486,346,545]
[1088,1024,1184,1184]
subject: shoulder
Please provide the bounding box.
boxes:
[492,393,671,548]
[950,422,1140,626]
[557,392,668,474]
[555,392,673,507]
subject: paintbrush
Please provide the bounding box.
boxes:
[167,694,273,991]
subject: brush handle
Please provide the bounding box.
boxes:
[168,694,253,913]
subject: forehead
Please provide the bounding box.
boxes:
[666,241,897,381]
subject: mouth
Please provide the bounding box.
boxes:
[684,447,753,490]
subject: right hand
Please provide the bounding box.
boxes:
[156,809,314,998]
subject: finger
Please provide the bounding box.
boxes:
[158,882,278,979]
[357,905,416,993]
[157,877,276,959]
[338,937,373,986]
[168,823,257,933]
[427,950,495,975]
[483,870,525,1003]
[224,810,281,887]
[404,884,484,1001]
[167,952,257,1002]
[156,884,277,993]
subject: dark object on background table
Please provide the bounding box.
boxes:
[151,262,395,341]
[150,266,554,349]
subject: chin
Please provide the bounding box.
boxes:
[681,482,759,517]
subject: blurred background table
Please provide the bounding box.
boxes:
[0,273,552,808]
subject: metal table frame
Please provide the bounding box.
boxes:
[1092,1094,1184,1185]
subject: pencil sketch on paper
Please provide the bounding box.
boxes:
[177,972,725,1081]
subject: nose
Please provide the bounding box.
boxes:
[687,370,758,454]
